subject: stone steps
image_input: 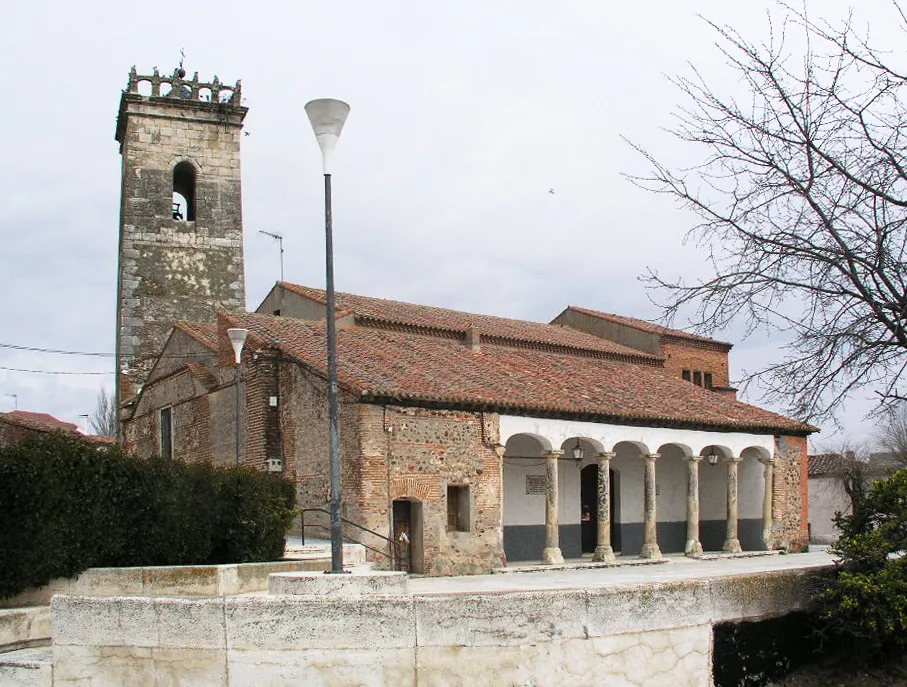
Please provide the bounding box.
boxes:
[0,606,51,652]
[284,541,369,567]
[0,646,52,687]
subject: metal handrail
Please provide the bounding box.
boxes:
[300,508,399,569]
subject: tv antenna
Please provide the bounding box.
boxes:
[258,230,284,283]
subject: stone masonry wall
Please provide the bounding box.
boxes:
[660,339,730,389]
[357,405,505,576]
[116,92,246,402]
[773,435,809,551]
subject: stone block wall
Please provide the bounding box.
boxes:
[49,565,827,686]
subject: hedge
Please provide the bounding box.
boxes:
[0,433,297,600]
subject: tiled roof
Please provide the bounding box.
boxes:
[564,306,732,348]
[808,452,904,477]
[0,410,80,434]
[278,283,662,365]
[175,321,219,350]
[225,311,813,435]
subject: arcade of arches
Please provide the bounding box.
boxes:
[500,416,777,563]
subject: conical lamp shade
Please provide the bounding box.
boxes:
[305,99,350,174]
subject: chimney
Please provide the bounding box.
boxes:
[465,325,481,352]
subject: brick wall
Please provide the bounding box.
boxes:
[0,422,42,447]
[660,340,730,389]
[356,406,504,576]
[772,434,809,552]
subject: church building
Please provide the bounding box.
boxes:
[115,67,816,576]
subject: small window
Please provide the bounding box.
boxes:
[682,369,691,382]
[693,371,702,387]
[704,373,713,390]
[172,161,196,221]
[159,407,173,458]
[447,485,470,532]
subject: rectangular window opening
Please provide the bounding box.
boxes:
[682,369,691,382]
[704,373,713,390]
[447,485,470,532]
[159,406,173,458]
[693,371,702,387]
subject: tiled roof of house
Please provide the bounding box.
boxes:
[808,452,904,477]
[175,321,219,350]
[225,311,814,435]
[278,283,662,365]
[563,306,732,349]
[0,410,80,434]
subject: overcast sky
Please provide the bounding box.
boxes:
[1,0,900,446]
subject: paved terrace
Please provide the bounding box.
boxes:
[406,550,836,595]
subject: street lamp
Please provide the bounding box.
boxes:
[227,328,249,467]
[305,98,350,575]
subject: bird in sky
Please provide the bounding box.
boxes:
[549,188,555,194]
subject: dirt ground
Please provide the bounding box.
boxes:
[771,658,907,687]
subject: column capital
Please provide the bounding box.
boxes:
[642,452,660,461]
[724,455,743,464]
[686,454,703,463]
[758,456,775,465]
[545,450,564,459]
[597,451,616,460]
[493,444,507,459]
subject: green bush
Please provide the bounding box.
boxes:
[0,433,296,599]
[813,468,907,663]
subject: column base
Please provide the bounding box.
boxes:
[684,540,703,557]
[761,535,773,551]
[593,545,615,563]
[639,543,662,560]
[722,538,742,553]
[541,547,564,565]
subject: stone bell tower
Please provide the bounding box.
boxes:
[115,66,247,402]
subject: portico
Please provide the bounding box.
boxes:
[500,415,776,564]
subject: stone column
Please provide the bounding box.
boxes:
[760,457,774,550]
[542,450,564,565]
[593,452,616,562]
[639,453,662,559]
[723,457,743,553]
[685,455,703,556]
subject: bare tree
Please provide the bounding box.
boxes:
[875,402,907,464]
[90,387,117,437]
[630,2,907,422]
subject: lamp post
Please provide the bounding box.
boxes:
[305,98,350,575]
[227,328,248,467]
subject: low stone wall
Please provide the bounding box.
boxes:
[50,567,821,686]
[3,560,330,609]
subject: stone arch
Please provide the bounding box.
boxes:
[653,443,693,553]
[502,432,557,562]
[698,444,732,550]
[171,159,198,221]
[608,441,651,553]
[738,446,772,550]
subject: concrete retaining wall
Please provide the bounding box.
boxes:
[50,567,820,686]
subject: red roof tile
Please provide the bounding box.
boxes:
[0,410,80,434]
[225,311,813,435]
[279,283,662,365]
[564,306,732,348]
[175,321,219,350]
